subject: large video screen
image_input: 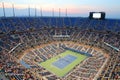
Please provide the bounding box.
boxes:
[93,13,101,19]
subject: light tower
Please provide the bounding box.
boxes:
[2,2,6,17]
[28,5,30,17]
[12,4,15,17]
[40,8,42,17]
[66,8,67,17]
[52,8,54,17]
[59,8,61,17]
[35,6,37,17]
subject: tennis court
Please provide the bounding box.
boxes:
[52,55,77,69]
[40,50,87,77]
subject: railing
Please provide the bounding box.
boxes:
[62,46,92,57]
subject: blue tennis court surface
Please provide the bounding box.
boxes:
[52,54,77,69]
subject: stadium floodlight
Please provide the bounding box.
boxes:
[12,4,15,17]
[2,2,6,17]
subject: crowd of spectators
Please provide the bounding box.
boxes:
[70,29,120,80]
[0,17,120,80]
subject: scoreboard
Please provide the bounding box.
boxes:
[89,12,105,20]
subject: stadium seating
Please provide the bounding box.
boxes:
[0,17,120,80]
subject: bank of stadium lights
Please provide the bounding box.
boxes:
[2,3,17,17]
[28,5,37,17]
[52,8,67,17]
[1,2,68,17]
